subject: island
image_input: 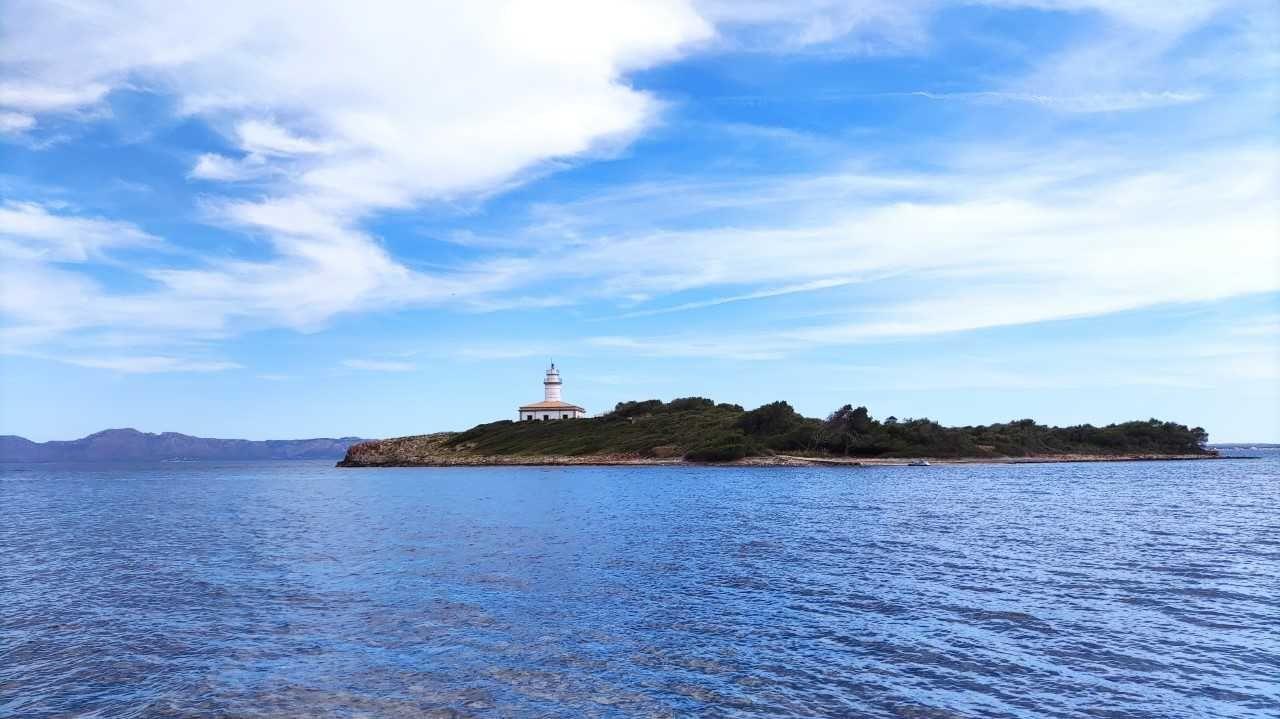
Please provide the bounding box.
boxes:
[339,398,1217,467]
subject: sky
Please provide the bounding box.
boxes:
[1,0,1278,443]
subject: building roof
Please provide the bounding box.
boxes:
[518,400,586,411]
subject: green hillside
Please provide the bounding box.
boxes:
[442,397,1211,462]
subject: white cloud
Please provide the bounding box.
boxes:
[342,359,417,372]
[587,335,789,361]
[1229,314,1280,338]
[0,201,159,261]
[61,356,241,373]
[236,119,329,156]
[189,153,267,181]
[0,111,35,133]
[0,262,103,339]
[0,0,713,338]
[0,0,1274,363]
[907,90,1206,113]
[998,1,1276,116]
[699,0,1256,54]
[0,258,237,354]
[705,0,1274,128]
[977,1,1232,32]
[0,82,110,112]
[513,140,1279,352]
[2,1,711,208]
[697,0,934,53]
[609,277,862,319]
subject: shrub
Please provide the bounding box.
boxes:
[609,399,664,418]
[736,401,803,437]
[446,397,1211,461]
[685,441,750,462]
[663,397,715,413]
[684,431,752,462]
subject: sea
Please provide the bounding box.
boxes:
[2,450,1277,718]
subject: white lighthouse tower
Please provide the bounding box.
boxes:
[543,363,562,402]
[518,362,586,420]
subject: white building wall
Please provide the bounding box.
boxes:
[520,409,583,420]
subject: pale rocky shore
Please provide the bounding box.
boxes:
[764,453,1225,466]
[338,434,1222,468]
[338,433,686,467]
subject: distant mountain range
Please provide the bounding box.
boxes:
[0,428,365,462]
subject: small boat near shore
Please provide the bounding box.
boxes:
[908,460,931,466]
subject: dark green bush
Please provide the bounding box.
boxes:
[663,397,715,413]
[684,434,751,462]
[736,401,804,437]
[447,396,1210,460]
[609,399,664,418]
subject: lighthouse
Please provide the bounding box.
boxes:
[543,363,562,402]
[518,363,586,420]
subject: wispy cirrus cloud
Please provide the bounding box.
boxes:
[502,138,1277,352]
[60,356,241,373]
[905,90,1207,113]
[0,111,35,134]
[587,335,789,361]
[341,359,417,372]
[606,277,865,319]
[0,82,111,113]
[0,201,160,262]
[188,153,268,182]
[0,0,1275,371]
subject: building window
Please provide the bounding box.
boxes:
[543,414,549,420]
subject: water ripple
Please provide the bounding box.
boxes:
[2,453,1278,717]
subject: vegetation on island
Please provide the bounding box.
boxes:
[431,397,1211,463]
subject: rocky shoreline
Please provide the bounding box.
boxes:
[338,435,1223,468]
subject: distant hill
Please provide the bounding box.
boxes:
[341,397,1214,466]
[0,428,364,462]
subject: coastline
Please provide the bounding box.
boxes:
[337,452,1227,468]
[338,428,1229,468]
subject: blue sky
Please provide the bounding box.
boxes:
[1,0,1277,442]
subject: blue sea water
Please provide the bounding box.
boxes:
[2,453,1278,718]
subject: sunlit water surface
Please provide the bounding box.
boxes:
[2,452,1278,718]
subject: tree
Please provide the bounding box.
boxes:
[737,401,804,437]
[664,397,715,412]
[609,400,663,418]
[826,404,875,434]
